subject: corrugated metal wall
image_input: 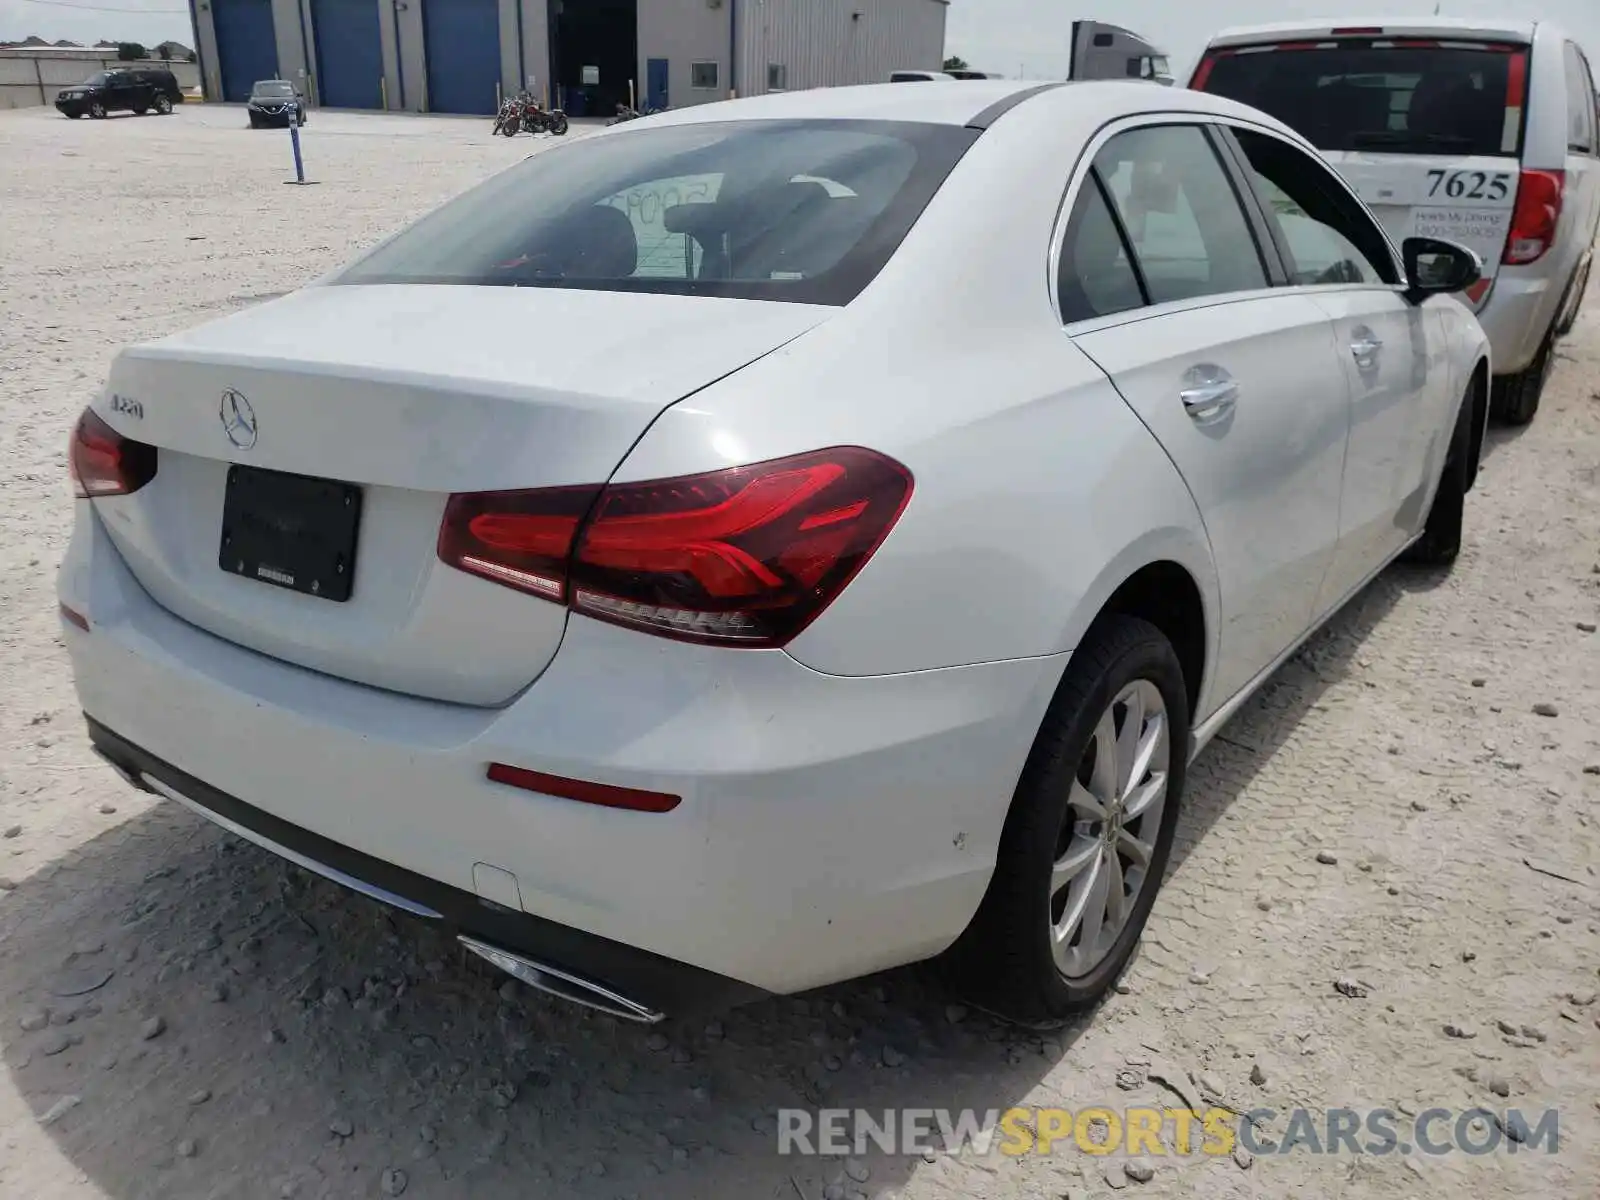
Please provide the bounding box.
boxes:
[735,0,947,96]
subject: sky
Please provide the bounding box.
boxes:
[1,0,1595,80]
[950,0,1598,79]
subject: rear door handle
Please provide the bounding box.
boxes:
[1180,367,1239,423]
[1350,335,1384,367]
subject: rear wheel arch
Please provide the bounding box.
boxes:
[1463,357,1489,490]
[1090,561,1208,725]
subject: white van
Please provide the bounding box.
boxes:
[1192,19,1600,424]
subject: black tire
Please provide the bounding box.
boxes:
[550,113,569,136]
[1403,377,1477,568]
[1489,329,1552,426]
[89,102,106,119]
[248,115,261,129]
[500,119,518,137]
[155,95,173,115]
[943,615,1190,1025]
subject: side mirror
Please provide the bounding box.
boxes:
[1402,236,1482,301]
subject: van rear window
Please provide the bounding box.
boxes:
[1195,42,1528,157]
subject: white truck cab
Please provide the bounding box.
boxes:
[1192,18,1600,424]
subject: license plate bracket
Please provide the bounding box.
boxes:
[219,465,362,602]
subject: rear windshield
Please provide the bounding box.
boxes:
[1198,43,1526,157]
[333,119,977,305]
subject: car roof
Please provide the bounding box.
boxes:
[635,79,1290,131]
[1205,16,1540,50]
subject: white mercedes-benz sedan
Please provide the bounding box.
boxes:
[60,80,1491,1025]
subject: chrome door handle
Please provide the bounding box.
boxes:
[1350,335,1384,366]
[1180,379,1239,422]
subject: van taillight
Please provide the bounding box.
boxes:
[1503,169,1564,265]
[437,447,913,647]
[69,407,157,498]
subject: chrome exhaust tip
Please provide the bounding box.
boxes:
[458,936,664,1024]
[92,746,157,795]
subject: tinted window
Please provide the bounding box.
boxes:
[1201,43,1526,157]
[1057,176,1145,323]
[1232,129,1399,286]
[1565,43,1596,154]
[253,81,294,98]
[83,73,112,87]
[334,120,977,305]
[1092,125,1268,304]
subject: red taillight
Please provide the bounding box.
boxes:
[438,446,913,647]
[437,484,601,601]
[1190,53,1221,89]
[1503,169,1564,266]
[69,407,157,499]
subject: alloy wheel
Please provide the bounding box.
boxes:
[1049,679,1170,979]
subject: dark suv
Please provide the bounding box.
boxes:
[55,68,182,119]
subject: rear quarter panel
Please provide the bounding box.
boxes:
[609,89,1220,680]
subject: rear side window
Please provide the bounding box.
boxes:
[1564,42,1597,154]
[1057,177,1145,323]
[1092,125,1269,304]
[1197,42,1529,157]
[333,120,977,305]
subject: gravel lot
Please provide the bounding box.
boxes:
[2,103,1598,1200]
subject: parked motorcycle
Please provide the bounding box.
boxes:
[520,97,569,137]
[492,94,521,137]
[607,103,663,125]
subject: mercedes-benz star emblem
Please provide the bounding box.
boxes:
[219,388,257,450]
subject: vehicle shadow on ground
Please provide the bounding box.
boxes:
[0,570,1414,1200]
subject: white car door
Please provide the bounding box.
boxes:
[1221,125,1452,601]
[1058,122,1352,707]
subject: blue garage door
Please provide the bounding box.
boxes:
[214,0,279,103]
[422,0,501,115]
[312,0,384,109]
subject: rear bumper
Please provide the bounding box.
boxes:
[60,502,1063,1000]
[1478,267,1562,376]
[88,717,759,1019]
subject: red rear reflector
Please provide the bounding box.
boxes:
[69,407,157,499]
[438,447,913,648]
[1464,279,1492,305]
[486,762,681,814]
[1503,169,1564,266]
[59,602,90,632]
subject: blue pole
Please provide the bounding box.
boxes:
[288,103,306,184]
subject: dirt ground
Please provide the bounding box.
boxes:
[1,103,1597,1200]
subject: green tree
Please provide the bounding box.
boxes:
[116,42,146,61]
[943,55,969,72]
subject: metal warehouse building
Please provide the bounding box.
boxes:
[189,0,948,116]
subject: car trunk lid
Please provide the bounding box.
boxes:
[91,284,830,706]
